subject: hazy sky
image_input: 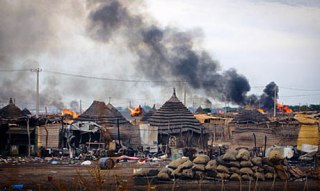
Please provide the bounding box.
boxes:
[147,0,320,105]
[0,0,319,112]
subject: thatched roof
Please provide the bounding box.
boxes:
[195,106,206,114]
[230,109,270,124]
[148,90,205,134]
[21,108,32,116]
[77,101,130,126]
[141,104,156,122]
[0,98,23,119]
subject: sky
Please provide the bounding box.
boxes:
[146,0,320,105]
[0,0,319,112]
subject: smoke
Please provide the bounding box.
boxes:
[88,0,251,105]
[204,99,212,109]
[0,1,84,110]
[70,100,80,113]
[260,81,279,111]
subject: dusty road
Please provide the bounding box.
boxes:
[0,162,320,191]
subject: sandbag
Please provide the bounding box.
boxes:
[217,173,230,179]
[159,168,173,175]
[236,149,250,161]
[254,172,265,181]
[242,174,253,181]
[205,160,217,171]
[157,172,171,180]
[240,160,253,167]
[263,165,275,173]
[265,172,276,179]
[194,171,205,179]
[181,169,194,179]
[229,167,240,174]
[274,165,288,180]
[168,158,188,169]
[268,150,284,164]
[252,166,264,173]
[225,161,241,168]
[192,164,206,171]
[230,173,242,181]
[262,158,274,166]
[178,160,193,170]
[223,149,238,161]
[216,156,226,165]
[193,155,210,164]
[240,167,253,175]
[251,157,262,166]
[216,165,230,173]
[171,168,182,178]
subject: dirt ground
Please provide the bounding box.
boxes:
[0,162,320,191]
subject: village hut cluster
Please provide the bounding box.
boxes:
[0,89,319,186]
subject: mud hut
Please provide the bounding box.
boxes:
[148,89,207,149]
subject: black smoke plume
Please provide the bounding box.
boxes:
[88,0,251,105]
[260,81,279,111]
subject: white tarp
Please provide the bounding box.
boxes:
[69,121,101,133]
[139,124,158,152]
[301,144,319,153]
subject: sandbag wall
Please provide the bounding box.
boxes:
[135,148,305,182]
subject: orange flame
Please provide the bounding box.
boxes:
[277,103,292,113]
[128,105,143,117]
[62,109,79,118]
[257,108,264,114]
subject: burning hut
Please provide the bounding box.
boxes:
[77,101,130,126]
[75,101,140,149]
[148,89,208,149]
[0,98,36,155]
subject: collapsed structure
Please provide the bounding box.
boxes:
[227,109,300,149]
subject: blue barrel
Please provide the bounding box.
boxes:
[99,157,114,169]
[11,184,24,190]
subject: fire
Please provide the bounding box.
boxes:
[62,109,79,118]
[277,103,293,113]
[128,105,143,117]
[257,108,264,114]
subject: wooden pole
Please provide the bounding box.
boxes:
[27,117,31,157]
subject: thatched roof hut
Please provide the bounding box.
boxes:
[77,101,130,126]
[148,90,207,148]
[21,108,32,116]
[230,109,270,124]
[195,106,206,114]
[141,104,156,122]
[0,98,23,119]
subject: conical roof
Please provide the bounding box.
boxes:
[148,90,204,134]
[21,108,32,116]
[0,98,23,119]
[77,100,130,126]
[195,106,206,114]
[231,109,270,124]
[141,104,157,122]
